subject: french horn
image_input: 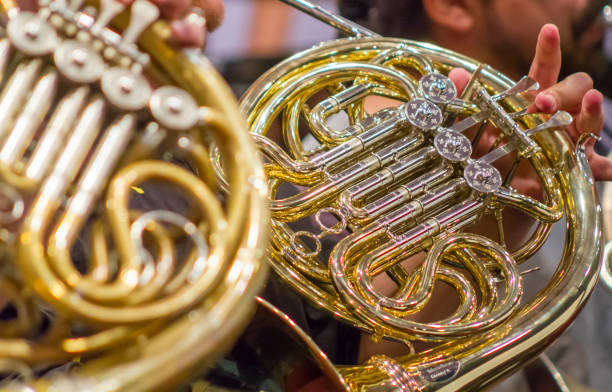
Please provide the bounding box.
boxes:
[210,0,603,390]
[0,0,268,391]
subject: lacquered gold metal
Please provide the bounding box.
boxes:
[218,1,602,390]
[0,0,267,391]
[601,153,612,291]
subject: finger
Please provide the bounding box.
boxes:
[170,12,206,48]
[448,68,471,96]
[588,151,612,181]
[533,72,593,113]
[193,0,224,31]
[528,24,561,91]
[575,89,604,136]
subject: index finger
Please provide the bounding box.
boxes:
[528,24,562,91]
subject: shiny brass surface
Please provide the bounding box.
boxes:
[0,0,267,391]
[228,5,602,389]
[601,166,612,290]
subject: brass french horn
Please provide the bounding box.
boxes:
[0,0,267,390]
[211,0,603,390]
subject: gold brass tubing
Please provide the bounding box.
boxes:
[0,60,42,142]
[454,248,500,320]
[240,38,512,119]
[283,94,316,161]
[269,133,426,220]
[80,258,268,392]
[175,136,218,190]
[123,221,175,304]
[509,151,564,262]
[0,70,58,165]
[251,132,323,184]
[22,161,226,322]
[0,39,12,82]
[362,263,477,321]
[359,165,455,223]
[54,114,136,250]
[0,164,38,193]
[493,187,563,223]
[268,219,330,282]
[45,97,106,195]
[90,219,112,282]
[339,147,441,221]
[143,30,268,262]
[25,87,91,182]
[309,83,374,143]
[370,48,435,75]
[0,339,71,363]
[247,63,418,142]
[198,108,253,260]
[328,203,484,337]
[61,323,160,354]
[356,235,521,330]
[104,32,269,387]
[21,108,251,317]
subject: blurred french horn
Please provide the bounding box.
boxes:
[0,0,268,390]
[209,0,603,390]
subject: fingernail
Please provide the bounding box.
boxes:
[585,89,603,113]
[536,92,557,113]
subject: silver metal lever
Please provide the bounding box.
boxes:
[278,0,380,38]
[480,111,573,164]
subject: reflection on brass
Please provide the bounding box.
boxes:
[214,1,602,390]
[601,153,612,290]
[0,0,267,391]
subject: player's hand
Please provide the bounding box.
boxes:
[16,0,224,48]
[449,23,609,201]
